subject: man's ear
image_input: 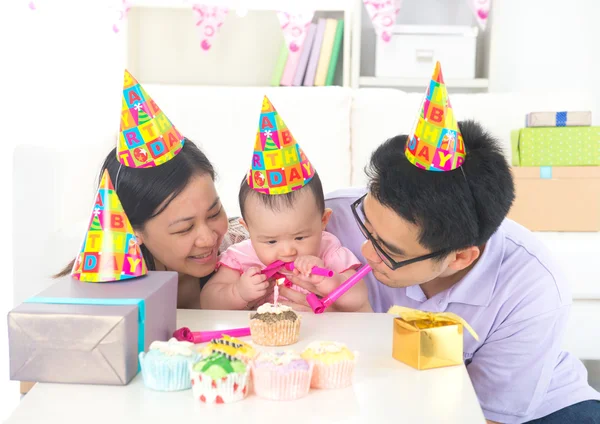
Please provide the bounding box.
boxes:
[321,208,333,230]
[447,246,481,272]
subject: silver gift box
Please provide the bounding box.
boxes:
[8,271,178,385]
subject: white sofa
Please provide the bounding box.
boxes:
[12,86,600,359]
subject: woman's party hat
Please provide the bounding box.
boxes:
[118,70,185,168]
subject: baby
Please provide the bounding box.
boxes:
[201,97,370,312]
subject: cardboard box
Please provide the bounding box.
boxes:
[526,111,592,128]
[513,127,600,166]
[8,271,177,385]
[508,167,600,232]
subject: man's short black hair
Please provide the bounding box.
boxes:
[366,120,515,253]
[239,171,325,221]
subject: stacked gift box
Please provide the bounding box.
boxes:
[507,111,600,231]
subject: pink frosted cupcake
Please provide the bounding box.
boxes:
[252,351,313,401]
[301,341,356,389]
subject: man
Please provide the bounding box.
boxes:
[280,64,600,423]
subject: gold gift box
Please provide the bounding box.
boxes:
[389,306,479,371]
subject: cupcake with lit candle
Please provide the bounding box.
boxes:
[301,341,356,389]
[139,338,200,391]
[252,350,313,400]
[249,302,301,346]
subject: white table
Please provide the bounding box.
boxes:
[6,310,485,424]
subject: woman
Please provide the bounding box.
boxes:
[56,139,248,309]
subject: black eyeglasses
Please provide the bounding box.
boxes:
[351,194,448,270]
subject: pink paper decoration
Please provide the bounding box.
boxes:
[469,0,491,30]
[276,11,314,53]
[363,0,402,42]
[112,0,132,33]
[192,4,229,51]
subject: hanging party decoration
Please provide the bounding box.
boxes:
[191,4,229,51]
[363,0,402,42]
[112,0,132,34]
[276,11,315,54]
[469,0,491,30]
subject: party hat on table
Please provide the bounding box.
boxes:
[404,62,466,172]
[118,69,185,168]
[71,170,147,282]
[247,96,315,195]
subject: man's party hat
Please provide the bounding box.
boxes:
[247,96,315,195]
[405,62,466,171]
[118,70,185,168]
[72,170,148,282]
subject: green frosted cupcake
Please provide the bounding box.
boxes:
[190,353,250,404]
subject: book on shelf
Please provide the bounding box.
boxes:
[292,23,317,87]
[271,42,289,86]
[325,19,344,86]
[314,19,338,86]
[303,18,327,86]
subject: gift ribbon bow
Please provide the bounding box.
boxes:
[388,306,479,341]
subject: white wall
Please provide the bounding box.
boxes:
[2,1,127,419]
[489,0,600,96]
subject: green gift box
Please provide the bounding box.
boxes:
[512,127,600,166]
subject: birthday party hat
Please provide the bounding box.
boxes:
[118,70,185,168]
[71,170,148,282]
[404,62,466,172]
[247,96,315,195]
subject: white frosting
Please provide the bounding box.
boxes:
[305,341,348,354]
[149,338,195,357]
[256,303,292,314]
[256,351,302,366]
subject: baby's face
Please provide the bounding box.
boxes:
[243,190,329,267]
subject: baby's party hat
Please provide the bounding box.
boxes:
[247,96,315,195]
[118,70,185,168]
[404,62,466,171]
[72,170,147,282]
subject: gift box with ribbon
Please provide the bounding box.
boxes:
[388,306,479,370]
[8,271,177,385]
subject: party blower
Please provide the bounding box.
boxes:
[262,261,334,278]
[172,327,251,344]
[306,264,372,314]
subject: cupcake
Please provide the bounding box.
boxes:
[139,338,200,391]
[249,303,300,346]
[301,341,356,389]
[202,335,257,363]
[252,351,313,401]
[190,353,250,404]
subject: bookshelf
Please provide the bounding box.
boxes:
[128,0,354,87]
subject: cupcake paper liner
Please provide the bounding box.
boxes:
[139,352,196,392]
[252,363,313,401]
[310,359,355,389]
[190,367,250,404]
[249,318,300,346]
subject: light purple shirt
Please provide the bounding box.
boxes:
[325,187,599,423]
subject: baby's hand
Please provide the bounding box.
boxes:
[293,255,327,284]
[235,267,268,303]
